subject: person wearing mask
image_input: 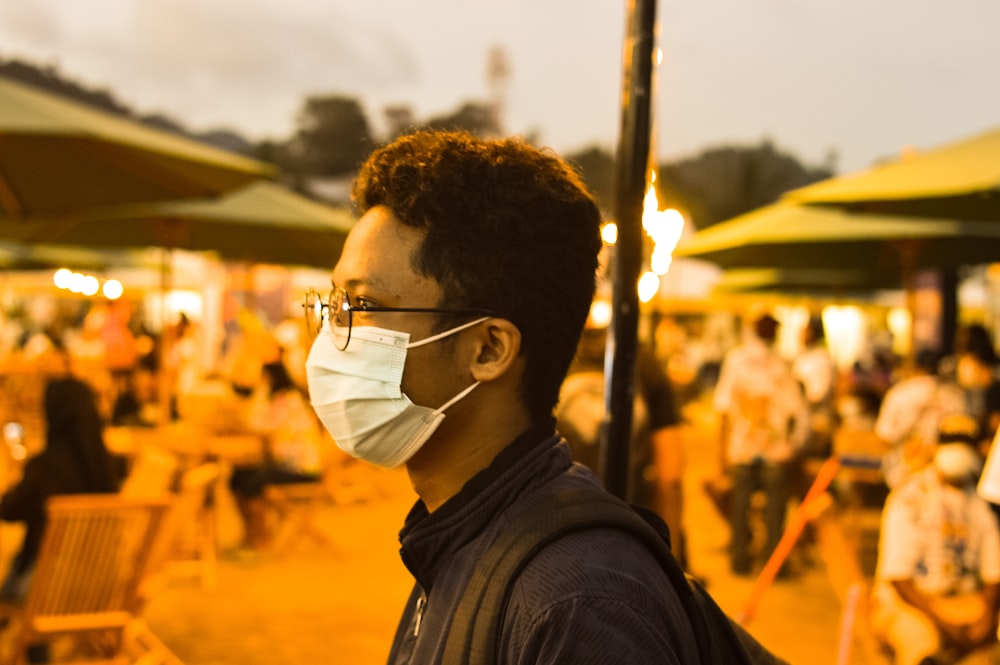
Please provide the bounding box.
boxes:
[304,131,746,664]
[0,377,121,662]
[871,413,1000,665]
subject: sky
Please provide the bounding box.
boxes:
[1,0,999,174]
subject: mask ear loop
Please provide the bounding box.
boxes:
[433,381,481,416]
[406,316,490,349]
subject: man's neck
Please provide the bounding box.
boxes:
[405,405,532,513]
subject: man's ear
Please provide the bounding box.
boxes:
[468,319,521,382]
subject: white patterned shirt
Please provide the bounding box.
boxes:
[713,338,808,464]
[876,467,1000,596]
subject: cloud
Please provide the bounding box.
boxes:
[2,0,422,137]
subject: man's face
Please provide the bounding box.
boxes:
[330,205,469,409]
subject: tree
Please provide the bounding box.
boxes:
[0,58,130,116]
[658,141,833,230]
[290,95,374,177]
[565,145,616,213]
[383,104,417,142]
[561,141,832,230]
[423,101,498,138]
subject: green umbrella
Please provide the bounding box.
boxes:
[674,203,1000,279]
[784,126,1000,220]
[674,203,1000,355]
[0,75,275,220]
[711,267,899,297]
[0,239,157,271]
[1,181,354,269]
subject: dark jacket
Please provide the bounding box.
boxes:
[387,425,700,664]
[0,378,120,580]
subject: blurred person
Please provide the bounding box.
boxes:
[875,348,967,489]
[792,315,837,459]
[713,311,809,576]
[871,413,1000,665]
[222,309,280,397]
[109,366,159,428]
[303,131,730,663]
[0,377,121,662]
[953,324,1000,447]
[557,315,691,569]
[165,312,203,420]
[228,359,323,552]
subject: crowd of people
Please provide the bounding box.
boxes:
[703,307,1000,664]
[3,129,1000,664]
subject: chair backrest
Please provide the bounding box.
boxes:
[22,494,171,637]
[165,461,220,559]
[120,444,179,498]
[139,462,221,600]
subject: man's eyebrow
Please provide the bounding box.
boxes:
[333,276,386,291]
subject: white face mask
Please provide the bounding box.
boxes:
[934,443,983,483]
[305,318,486,468]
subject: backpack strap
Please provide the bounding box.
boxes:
[442,486,753,665]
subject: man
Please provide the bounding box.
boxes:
[713,312,808,576]
[871,413,1000,665]
[305,132,701,663]
[875,348,967,489]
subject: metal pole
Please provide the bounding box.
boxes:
[602,0,657,500]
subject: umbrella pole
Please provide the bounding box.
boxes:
[898,240,919,365]
[158,247,175,423]
[603,0,657,500]
[940,267,958,355]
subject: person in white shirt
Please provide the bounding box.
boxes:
[872,413,1000,665]
[713,312,808,576]
[792,315,837,459]
[875,349,967,489]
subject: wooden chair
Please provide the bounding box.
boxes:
[119,444,179,499]
[162,463,221,591]
[264,481,334,554]
[263,452,369,555]
[0,494,180,665]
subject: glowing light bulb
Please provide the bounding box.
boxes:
[53,268,72,289]
[102,279,124,300]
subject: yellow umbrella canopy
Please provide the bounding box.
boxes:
[1,181,354,269]
[712,267,899,297]
[675,203,1000,354]
[0,239,157,271]
[673,202,1000,279]
[785,126,1000,220]
[0,75,276,220]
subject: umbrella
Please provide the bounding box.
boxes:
[711,267,899,297]
[0,181,354,269]
[0,239,157,272]
[673,203,1000,278]
[0,75,275,220]
[784,126,1000,220]
[674,203,1000,355]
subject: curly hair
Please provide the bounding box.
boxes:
[352,131,603,423]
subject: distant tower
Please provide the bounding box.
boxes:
[486,45,510,137]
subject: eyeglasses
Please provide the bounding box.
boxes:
[303,287,496,350]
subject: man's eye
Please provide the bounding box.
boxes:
[354,297,377,310]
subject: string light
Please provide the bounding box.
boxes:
[51,268,125,300]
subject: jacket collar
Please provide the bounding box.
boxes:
[398,421,568,590]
